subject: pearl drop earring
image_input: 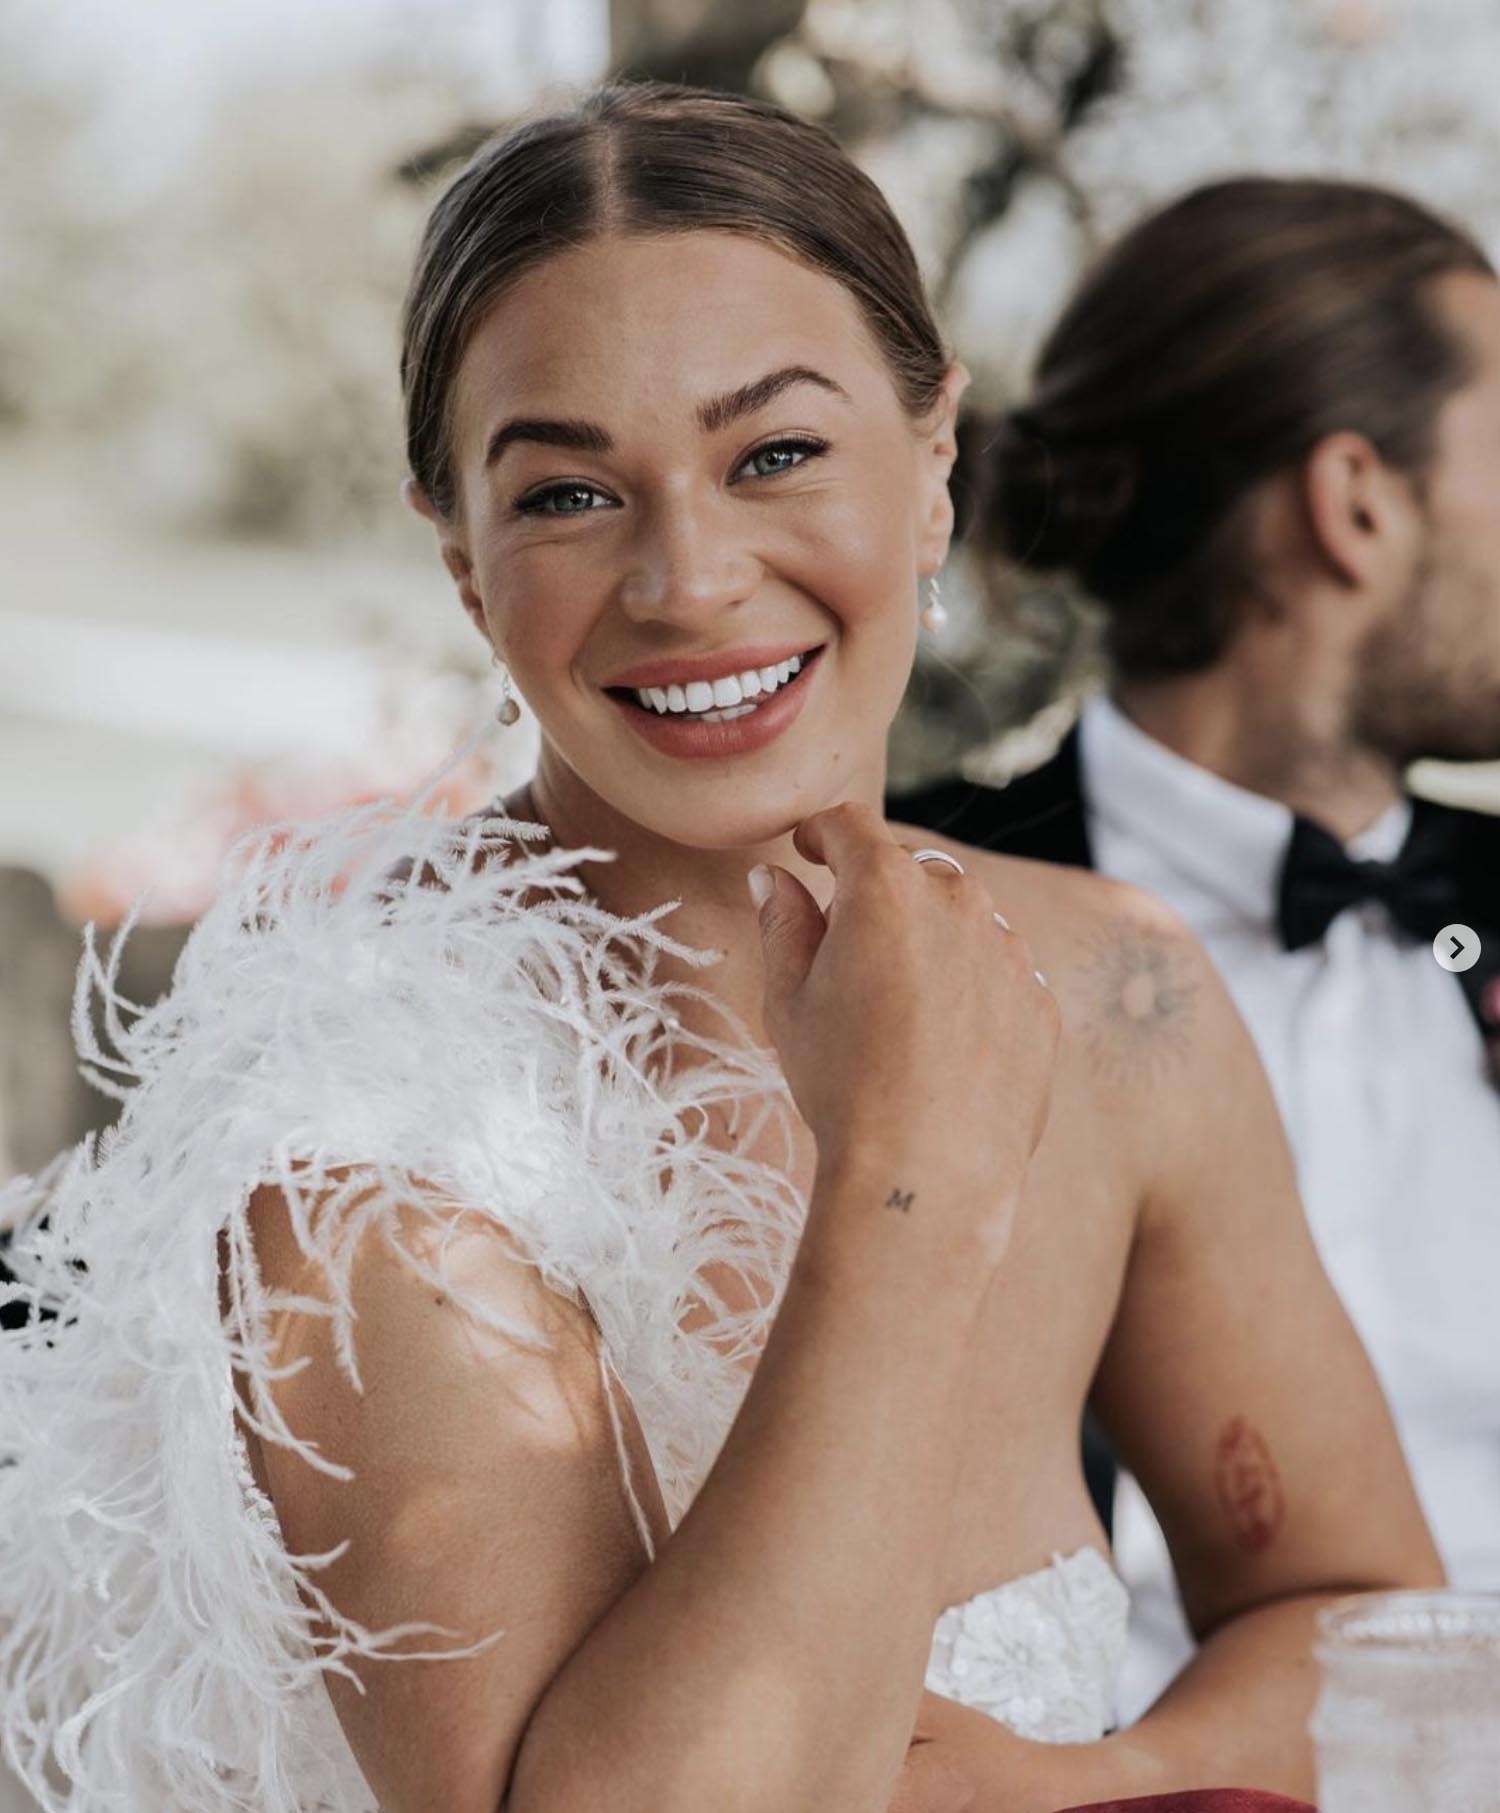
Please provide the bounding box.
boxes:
[491,651,521,726]
[921,574,948,632]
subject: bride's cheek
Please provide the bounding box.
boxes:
[799,485,919,597]
[489,545,609,649]
[776,523,894,625]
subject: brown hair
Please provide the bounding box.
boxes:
[399,81,947,524]
[986,176,1494,678]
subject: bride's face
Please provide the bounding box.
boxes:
[424,230,962,849]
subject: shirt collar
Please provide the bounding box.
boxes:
[1077,691,1413,931]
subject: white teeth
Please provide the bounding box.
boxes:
[631,649,815,715]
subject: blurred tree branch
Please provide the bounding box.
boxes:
[610,0,809,90]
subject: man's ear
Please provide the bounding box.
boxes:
[916,362,970,574]
[401,477,488,639]
[1301,431,1416,591]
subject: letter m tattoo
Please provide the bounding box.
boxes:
[885,1186,915,1214]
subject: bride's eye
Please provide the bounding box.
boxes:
[733,436,830,483]
[515,481,615,517]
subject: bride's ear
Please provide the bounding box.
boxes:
[916,361,970,572]
[401,476,442,525]
[401,478,487,636]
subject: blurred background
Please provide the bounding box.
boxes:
[5,0,1500,1184]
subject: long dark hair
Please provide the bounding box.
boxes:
[986,176,1494,678]
[400,81,948,525]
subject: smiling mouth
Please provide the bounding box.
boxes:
[604,644,826,723]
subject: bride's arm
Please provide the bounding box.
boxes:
[1082,906,1443,1796]
[876,905,1439,1812]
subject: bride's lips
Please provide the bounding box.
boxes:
[604,644,825,761]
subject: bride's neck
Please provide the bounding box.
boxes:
[503,753,882,1043]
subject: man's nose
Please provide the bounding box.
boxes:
[616,493,760,624]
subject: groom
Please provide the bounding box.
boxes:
[890,174,1500,1721]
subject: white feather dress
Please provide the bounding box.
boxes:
[0,757,1127,1811]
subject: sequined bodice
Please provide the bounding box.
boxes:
[925,1547,1129,1741]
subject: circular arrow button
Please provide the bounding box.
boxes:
[1433,923,1482,973]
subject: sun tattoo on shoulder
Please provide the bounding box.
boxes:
[1070,922,1200,1083]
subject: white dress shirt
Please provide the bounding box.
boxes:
[1076,692,1500,1723]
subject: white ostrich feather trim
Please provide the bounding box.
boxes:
[0,747,805,1811]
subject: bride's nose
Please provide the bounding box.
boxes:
[616,490,761,625]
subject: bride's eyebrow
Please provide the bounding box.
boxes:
[483,366,850,473]
[696,365,851,433]
[486,417,611,471]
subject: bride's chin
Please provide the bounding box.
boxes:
[670,811,809,854]
[614,784,818,854]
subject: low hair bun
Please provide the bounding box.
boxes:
[983,408,1138,578]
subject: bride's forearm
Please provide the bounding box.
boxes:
[1113,1588,1342,1797]
[510,1152,1009,1813]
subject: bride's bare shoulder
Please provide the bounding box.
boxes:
[887,816,1213,1094]
[982,845,1183,946]
[885,815,1175,938]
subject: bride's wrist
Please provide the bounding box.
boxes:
[798,1146,1019,1304]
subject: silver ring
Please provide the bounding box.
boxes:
[992,911,1012,932]
[910,847,965,875]
[1034,969,1049,988]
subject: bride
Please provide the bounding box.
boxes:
[0,81,1439,1813]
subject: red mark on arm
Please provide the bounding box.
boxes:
[1213,1415,1285,1554]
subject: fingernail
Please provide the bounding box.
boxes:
[747,864,773,910]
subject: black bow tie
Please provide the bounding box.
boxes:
[1276,801,1463,952]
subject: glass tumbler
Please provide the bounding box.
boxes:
[1311,1589,1500,1812]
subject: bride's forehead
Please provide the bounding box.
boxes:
[453,232,881,407]
[500,229,859,317]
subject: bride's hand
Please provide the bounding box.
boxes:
[884,1692,987,1813]
[890,1690,1160,1812]
[749,801,1059,1263]
[885,1738,980,1813]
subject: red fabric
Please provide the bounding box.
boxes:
[1055,1794,1314,1813]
